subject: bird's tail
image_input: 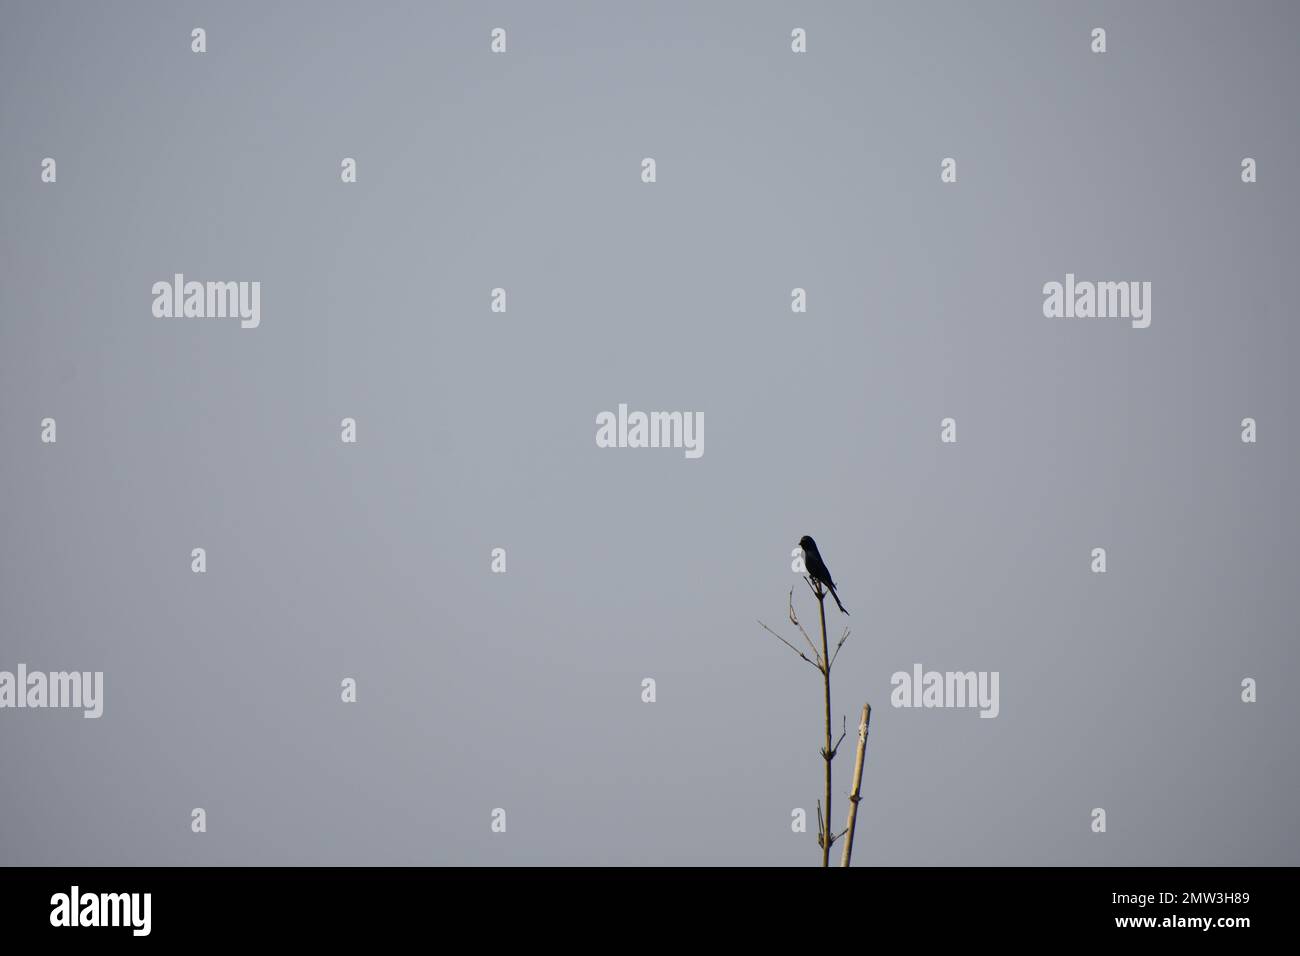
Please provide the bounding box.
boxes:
[828,584,849,615]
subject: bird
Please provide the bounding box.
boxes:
[798,535,849,615]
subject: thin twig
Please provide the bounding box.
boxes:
[757,620,821,670]
[787,588,823,666]
[829,627,850,669]
[831,714,847,759]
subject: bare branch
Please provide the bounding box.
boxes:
[756,620,820,670]
[831,714,847,758]
[787,588,823,666]
[829,626,850,669]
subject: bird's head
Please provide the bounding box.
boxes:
[798,535,815,551]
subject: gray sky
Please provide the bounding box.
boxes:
[1,0,1297,865]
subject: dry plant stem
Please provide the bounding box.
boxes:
[756,577,853,867]
[817,584,832,868]
[840,702,872,867]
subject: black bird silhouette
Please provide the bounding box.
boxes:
[798,535,849,615]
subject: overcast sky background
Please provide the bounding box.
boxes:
[1,0,1297,865]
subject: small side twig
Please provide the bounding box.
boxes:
[786,589,821,666]
[830,714,847,760]
[757,619,820,671]
[829,626,850,668]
